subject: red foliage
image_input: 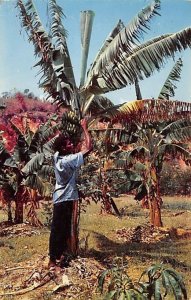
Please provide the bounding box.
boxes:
[2,94,57,123]
[0,94,58,152]
[0,123,17,152]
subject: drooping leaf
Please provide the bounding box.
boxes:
[158,58,183,99]
[85,0,161,93]
[43,135,59,156]
[22,153,45,174]
[163,119,191,143]
[0,142,13,167]
[84,28,191,95]
[154,280,162,300]
[161,270,172,297]
[38,164,54,179]
[13,134,29,164]
[98,270,110,293]
[17,0,76,109]
[24,174,46,195]
[165,269,187,299]
[87,19,125,83]
[49,0,68,54]
[112,99,191,125]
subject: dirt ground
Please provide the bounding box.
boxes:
[0,196,191,299]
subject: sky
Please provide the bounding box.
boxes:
[0,0,191,105]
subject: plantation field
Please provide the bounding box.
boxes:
[0,195,191,299]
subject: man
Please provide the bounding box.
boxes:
[48,118,92,269]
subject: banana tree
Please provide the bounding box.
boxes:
[0,115,59,224]
[17,0,191,118]
[112,118,191,227]
[16,0,191,239]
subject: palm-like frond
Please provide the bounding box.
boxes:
[86,19,125,84]
[17,0,58,101]
[49,0,68,54]
[38,165,54,179]
[22,153,44,174]
[13,134,29,164]
[17,0,52,61]
[49,0,76,89]
[87,95,114,115]
[111,99,191,124]
[161,119,191,143]
[158,58,183,99]
[17,0,76,108]
[84,28,191,95]
[160,143,191,162]
[24,174,48,196]
[89,100,191,150]
[85,0,160,91]
[28,121,60,155]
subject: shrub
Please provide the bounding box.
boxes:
[160,161,191,196]
[98,258,187,299]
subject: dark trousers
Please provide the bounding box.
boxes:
[49,200,79,262]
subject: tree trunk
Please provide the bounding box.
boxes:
[7,201,13,223]
[101,183,112,214]
[149,197,163,227]
[14,199,24,224]
[148,168,163,227]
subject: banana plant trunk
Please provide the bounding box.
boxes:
[7,201,13,223]
[148,167,163,227]
[148,196,163,227]
[15,198,24,224]
[14,186,25,224]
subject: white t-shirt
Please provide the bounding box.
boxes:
[53,151,84,203]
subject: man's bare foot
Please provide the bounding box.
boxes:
[48,260,57,269]
[48,260,63,275]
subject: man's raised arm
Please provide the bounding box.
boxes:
[80,119,92,157]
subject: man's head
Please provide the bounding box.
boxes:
[53,134,75,155]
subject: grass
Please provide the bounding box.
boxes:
[0,195,191,298]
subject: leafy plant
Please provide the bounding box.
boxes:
[17,0,191,118]
[98,258,147,299]
[111,118,191,227]
[98,259,188,300]
[140,264,187,300]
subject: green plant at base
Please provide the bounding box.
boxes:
[98,259,187,300]
[98,257,148,299]
[140,264,187,300]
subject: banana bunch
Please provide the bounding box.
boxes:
[61,110,81,137]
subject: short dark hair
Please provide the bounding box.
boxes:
[52,134,69,153]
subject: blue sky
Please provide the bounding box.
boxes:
[0,0,191,104]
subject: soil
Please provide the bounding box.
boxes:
[0,222,191,299]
